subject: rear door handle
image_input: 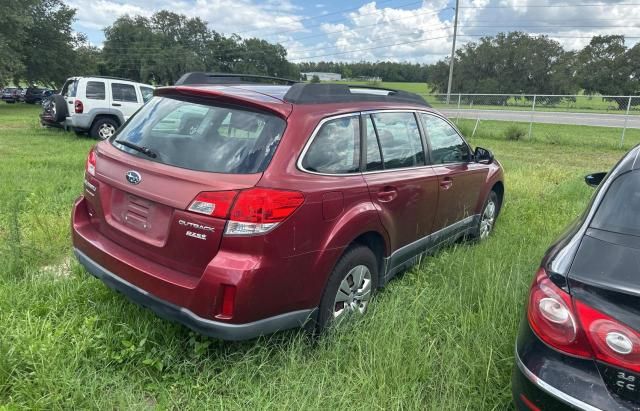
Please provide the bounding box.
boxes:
[440,178,453,190]
[377,186,398,202]
[112,103,121,107]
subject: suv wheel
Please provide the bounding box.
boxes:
[315,245,378,333]
[90,118,118,140]
[51,94,67,122]
[474,190,500,240]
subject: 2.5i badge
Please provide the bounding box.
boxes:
[185,230,207,240]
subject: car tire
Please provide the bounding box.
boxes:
[51,94,67,122]
[314,245,379,334]
[90,117,119,140]
[471,190,500,241]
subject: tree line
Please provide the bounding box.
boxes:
[1,0,639,103]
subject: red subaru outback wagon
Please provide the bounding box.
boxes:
[72,73,504,340]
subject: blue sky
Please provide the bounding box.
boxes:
[67,0,640,63]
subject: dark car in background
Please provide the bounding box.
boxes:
[2,87,22,103]
[71,72,504,341]
[513,145,640,410]
[24,87,52,104]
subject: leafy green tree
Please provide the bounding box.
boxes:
[310,74,320,83]
[577,35,638,109]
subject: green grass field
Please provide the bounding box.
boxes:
[0,104,627,409]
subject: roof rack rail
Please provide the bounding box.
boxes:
[175,72,299,86]
[83,75,140,82]
[282,83,430,106]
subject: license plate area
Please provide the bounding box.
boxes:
[108,188,172,246]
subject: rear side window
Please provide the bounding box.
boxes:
[112,97,286,174]
[371,112,424,170]
[421,114,469,164]
[591,171,640,237]
[140,86,154,103]
[86,81,105,100]
[301,116,360,174]
[112,83,138,103]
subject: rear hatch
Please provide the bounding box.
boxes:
[568,169,640,405]
[85,92,289,277]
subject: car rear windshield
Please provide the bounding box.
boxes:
[591,170,640,237]
[111,96,287,174]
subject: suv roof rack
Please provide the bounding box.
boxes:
[175,72,299,86]
[82,75,139,82]
[282,83,430,106]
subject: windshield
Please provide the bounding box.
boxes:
[591,170,640,237]
[111,96,287,174]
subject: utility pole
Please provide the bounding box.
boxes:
[446,0,460,104]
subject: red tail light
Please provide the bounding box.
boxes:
[187,191,238,219]
[75,99,84,114]
[86,147,96,177]
[226,188,304,235]
[575,300,640,372]
[527,268,591,357]
[528,268,640,372]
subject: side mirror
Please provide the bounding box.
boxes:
[474,147,494,164]
[585,172,607,188]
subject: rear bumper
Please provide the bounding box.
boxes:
[512,319,634,410]
[74,247,315,340]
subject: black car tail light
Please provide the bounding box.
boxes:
[527,268,592,357]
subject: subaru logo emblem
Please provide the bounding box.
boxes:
[125,171,142,185]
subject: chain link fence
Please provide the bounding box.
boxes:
[422,93,640,148]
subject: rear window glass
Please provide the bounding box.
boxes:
[301,116,360,174]
[371,112,424,170]
[112,96,286,174]
[591,171,640,237]
[112,83,138,102]
[86,81,105,100]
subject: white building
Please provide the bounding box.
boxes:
[301,72,342,81]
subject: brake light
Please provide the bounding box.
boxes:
[527,268,591,357]
[86,148,96,177]
[225,188,304,235]
[575,300,640,372]
[75,99,83,114]
[187,191,238,218]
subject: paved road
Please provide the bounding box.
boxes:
[438,109,640,129]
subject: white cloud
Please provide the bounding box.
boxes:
[68,0,640,63]
[68,0,305,40]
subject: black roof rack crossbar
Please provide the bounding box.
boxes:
[282,83,430,107]
[175,72,299,86]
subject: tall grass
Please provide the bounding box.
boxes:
[0,104,624,409]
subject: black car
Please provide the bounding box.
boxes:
[2,87,21,103]
[513,145,640,410]
[24,87,51,104]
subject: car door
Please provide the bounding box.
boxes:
[362,111,439,254]
[110,82,140,120]
[419,112,489,234]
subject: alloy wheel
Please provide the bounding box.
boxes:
[98,123,116,140]
[333,265,372,321]
[479,200,496,239]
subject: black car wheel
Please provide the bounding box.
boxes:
[314,245,378,334]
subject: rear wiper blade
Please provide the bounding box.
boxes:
[115,139,157,159]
